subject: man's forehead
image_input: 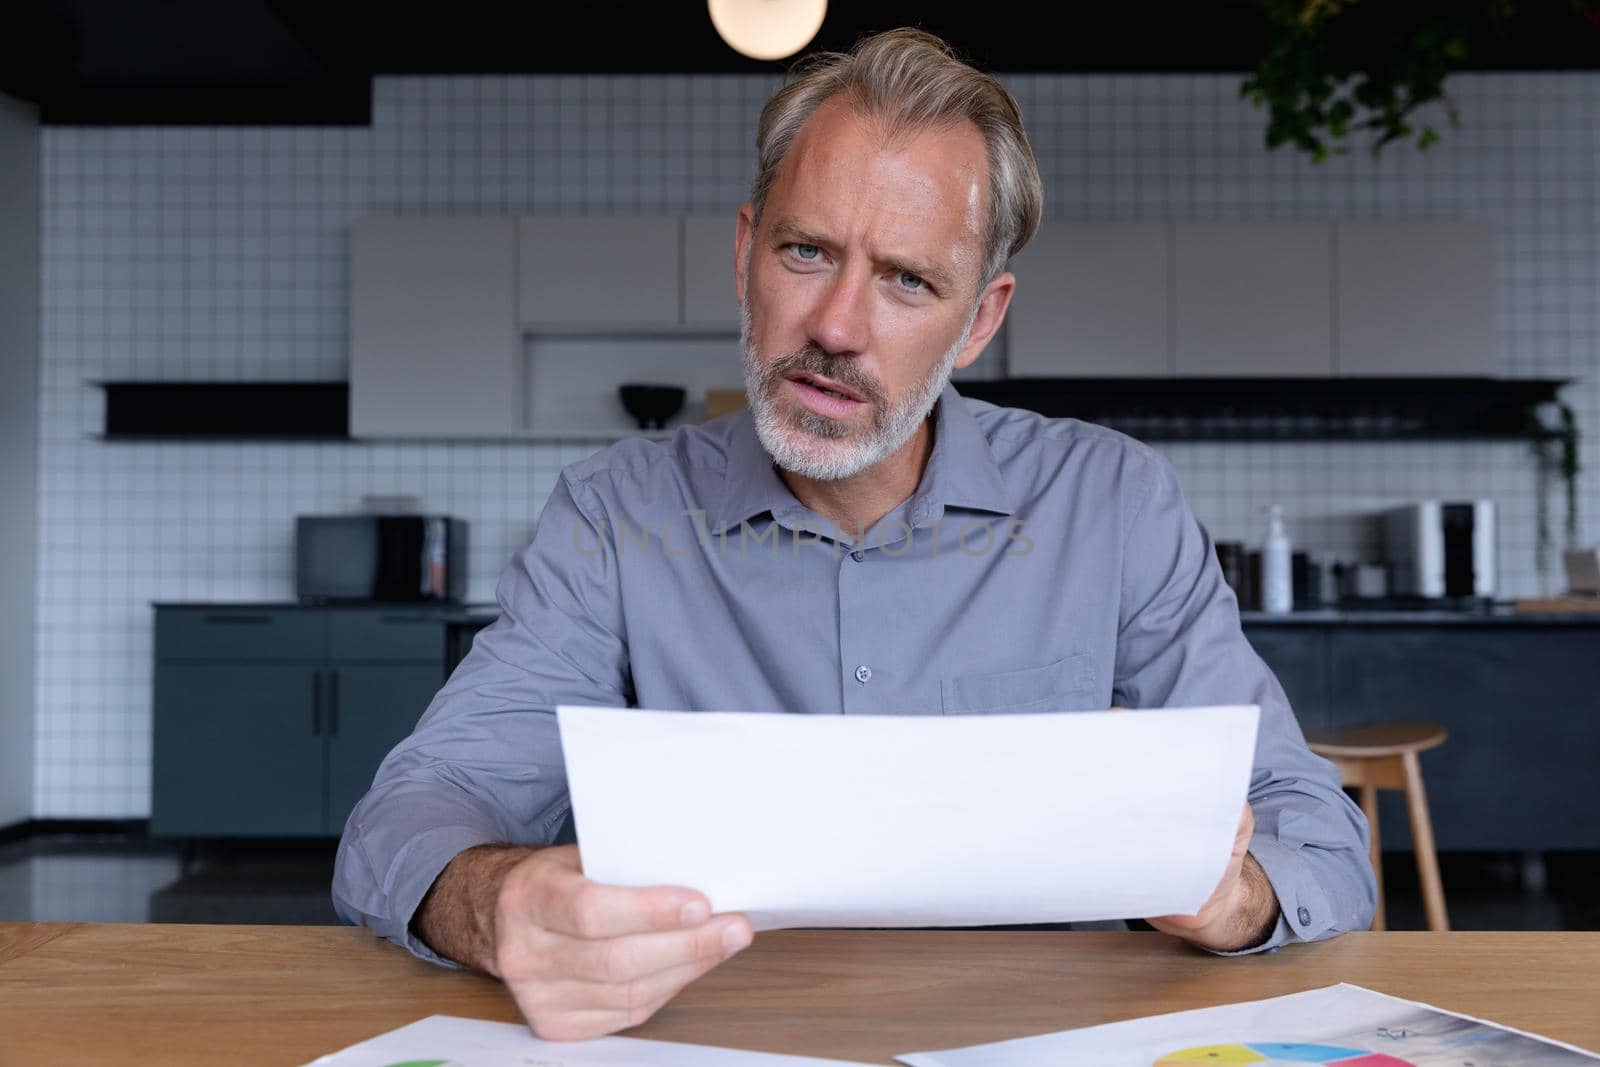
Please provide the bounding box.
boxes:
[780,100,985,205]
[766,100,987,274]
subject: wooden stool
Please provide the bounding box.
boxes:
[1302,721,1450,933]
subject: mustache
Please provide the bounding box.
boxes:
[765,344,884,407]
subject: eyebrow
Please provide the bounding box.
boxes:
[766,216,958,294]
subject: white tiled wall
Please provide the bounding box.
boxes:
[35,73,1600,817]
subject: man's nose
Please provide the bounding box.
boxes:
[804,265,871,357]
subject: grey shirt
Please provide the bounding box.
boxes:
[332,383,1376,961]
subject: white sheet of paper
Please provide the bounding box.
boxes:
[557,704,1259,929]
[303,1014,874,1067]
[895,983,1600,1066]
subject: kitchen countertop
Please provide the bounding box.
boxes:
[154,601,1600,625]
[1240,605,1600,624]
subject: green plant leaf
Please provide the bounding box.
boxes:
[1242,1,1519,161]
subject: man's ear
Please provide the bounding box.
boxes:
[953,270,1016,371]
[735,204,757,306]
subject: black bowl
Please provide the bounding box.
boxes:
[618,383,686,430]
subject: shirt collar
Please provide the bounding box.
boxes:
[711,410,799,534]
[711,381,1014,534]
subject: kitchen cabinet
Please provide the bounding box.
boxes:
[1335,221,1495,376]
[516,215,744,437]
[1238,624,1331,732]
[345,214,744,440]
[151,607,445,838]
[1243,614,1600,852]
[152,662,327,836]
[1005,221,1170,377]
[1173,222,1333,377]
[349,217,519,438]
[519,215,744,331]
[348,215,1501,441]
[324,662,446,833]
[1006,220,1494,381]
[517,217,682,328]
[682,215,741,330]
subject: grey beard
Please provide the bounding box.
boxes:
[739,299,976,482]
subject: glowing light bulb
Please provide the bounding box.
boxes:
[707,0,827,61]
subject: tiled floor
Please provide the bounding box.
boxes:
[1,832,1597,931]
[0,834,343,925]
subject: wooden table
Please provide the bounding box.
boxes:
[2,924,1597,1065]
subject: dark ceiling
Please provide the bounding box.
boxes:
[4,1,1598,125]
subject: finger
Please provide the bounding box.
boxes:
[528,949,737,1035]
[551,914,751,984]
[516,1004,641,1043]
[596,947,735,1018]
[529,862,712,940]
[1147,890,1218,927]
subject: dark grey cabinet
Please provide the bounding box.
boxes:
[1244,617,1600,852]
[151,606,445,837]
[152,663,327,836]
[324,662,445,834]
[1239,626,1332,732]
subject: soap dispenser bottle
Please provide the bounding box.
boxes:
[1262,504,1294,614]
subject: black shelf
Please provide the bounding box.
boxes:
[957,377,1572,442]
[96,381,349,440]
[90,376,1574,444]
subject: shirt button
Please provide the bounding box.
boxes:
[1297,906,1312,926]
[851,550,865,562]
[854,665,873,683]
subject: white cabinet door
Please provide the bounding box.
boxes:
[349,218,518,438]
[518,217,680,328]
[1173,222,1333,376]
[1336,221,1495,376]
[682,214,741,330]
[1005,222,1170,377]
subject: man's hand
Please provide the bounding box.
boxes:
[415,844,752,1040]
[1145,803,1280,952]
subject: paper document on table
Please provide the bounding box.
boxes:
[304,1014,874,1066]
[557,704,1259,929]
[895,983,1600,1066]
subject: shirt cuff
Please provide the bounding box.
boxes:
[1209,831,1337,956]
[360,823,502,968]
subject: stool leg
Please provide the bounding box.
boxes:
[1359,783,1385,932]
[1401,750,1449,932]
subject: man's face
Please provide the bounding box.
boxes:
[735,97,1012,481]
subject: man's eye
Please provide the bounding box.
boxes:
[793,244,820,260]
[899,271,925,291]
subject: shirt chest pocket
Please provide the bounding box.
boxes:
[940,653,1098,714]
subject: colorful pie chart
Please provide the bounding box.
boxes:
[1155,1043,1417,1066]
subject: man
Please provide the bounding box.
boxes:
[334,28,1376,1042]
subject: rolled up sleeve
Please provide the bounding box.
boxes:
[1112,453,1377,953]
[332,472,632,964]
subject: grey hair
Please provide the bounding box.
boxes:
[749,27,1044,293]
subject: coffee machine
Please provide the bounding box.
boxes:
[1382,501,1496,600]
